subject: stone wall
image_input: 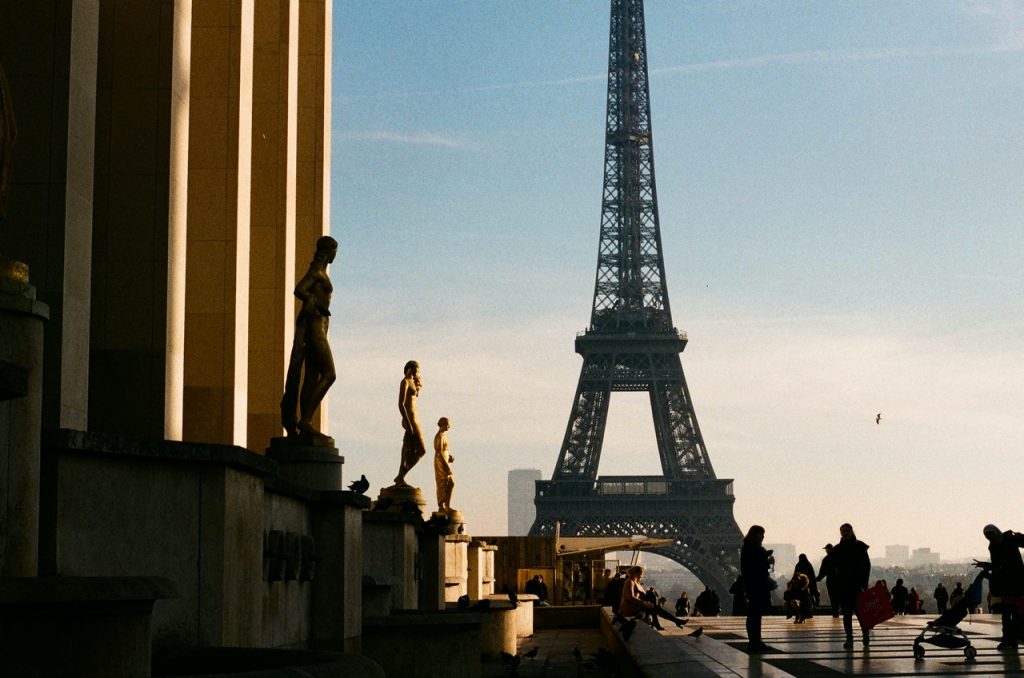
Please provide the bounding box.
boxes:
[39,429,365,650]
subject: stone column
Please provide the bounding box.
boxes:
[0,277,48,577]
[181,0,255,446]
[0,0,99,432]
[293,0,330,433]
[89,0,178,439]
[310,491,369,652]
[418,528,446,611]
[247,0,296,450]
[363,512,420,611]
[444,534,471,603]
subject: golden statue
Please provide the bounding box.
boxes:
[433,417,455,513]
[281,235,337,437]
[394,360,426,486]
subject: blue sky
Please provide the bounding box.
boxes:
[328,1,1024,561]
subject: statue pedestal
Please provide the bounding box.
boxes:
[0,277,48,577]
[443,534,471,603]
[362,511,421,611]
[267,436,343,492]
[430,508,464,535]
[375,483,427,515]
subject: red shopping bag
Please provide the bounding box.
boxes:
[856,583,895,631]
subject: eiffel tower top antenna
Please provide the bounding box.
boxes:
[591,0,673,334]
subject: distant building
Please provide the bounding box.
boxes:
[507,469,542,535]
[886,545,910,567]
[764,543,796,576]
[910,547,940,567]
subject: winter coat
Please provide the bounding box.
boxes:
[988,531,1024,597]
[741,541,773,614]
[831,538,870,594]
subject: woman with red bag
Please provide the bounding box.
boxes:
[832,523,871,649]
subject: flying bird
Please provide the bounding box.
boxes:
[523,646,539,659]
[876,413,882,425]
[347,474,369,494]
[691,627,703,638]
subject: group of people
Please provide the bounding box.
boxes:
[738,522,1024,653]
[604,566,689,639]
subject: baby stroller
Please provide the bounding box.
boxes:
[912,569,986,660]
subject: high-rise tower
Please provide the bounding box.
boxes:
[530,0,742,601]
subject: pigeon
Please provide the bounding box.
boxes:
[371,496,393,512]
[457,523,465,534]
[572,646,582,662]
[876,413,882,425]
[691,627,703,638]
[456,594,470,610]
[508,591,519,607]
[523,647,539,659]
[347,474,369,494]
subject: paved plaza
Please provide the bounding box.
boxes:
[487,613,1023,677]
[637,613,1021,676]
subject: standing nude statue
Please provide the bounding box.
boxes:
[281,235,337,437]
[433,417,455,513]
[394,360,426,486]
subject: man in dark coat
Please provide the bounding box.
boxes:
[741,525,774,652]
[934,582,949,614]
[978,524,1024,650]
[817,544,840,618]
[831,523,871,649]
[890,578,909,614]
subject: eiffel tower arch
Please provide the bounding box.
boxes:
[529,0,742,605]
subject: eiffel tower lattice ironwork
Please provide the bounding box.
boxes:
[529,0,742,603]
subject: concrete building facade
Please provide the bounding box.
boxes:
[0,0,331,451]
[507,468,541,536]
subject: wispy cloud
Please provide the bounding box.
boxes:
[962,0,1024,49]
[337,130,480,150]
[340,42,1024,101]
[650,43,1024,77]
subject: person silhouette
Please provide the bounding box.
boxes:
[740,525,774,652]
[832,523,871,649]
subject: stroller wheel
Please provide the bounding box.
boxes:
[965,646,977,660]
[913,644,925,661]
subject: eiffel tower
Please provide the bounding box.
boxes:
[530,0,742,603]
